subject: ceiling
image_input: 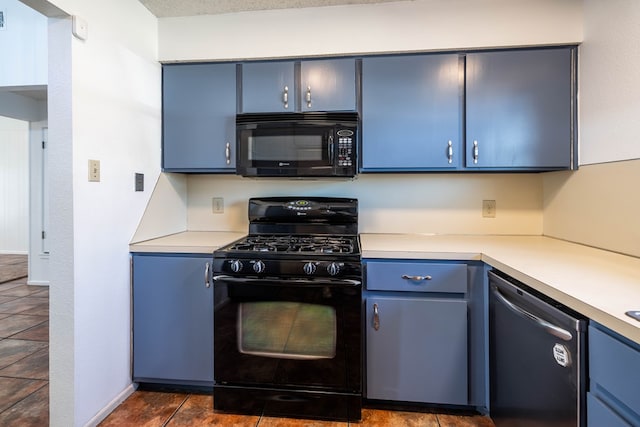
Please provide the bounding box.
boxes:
[137,0,409,18]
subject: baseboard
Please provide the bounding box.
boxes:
[83,383,138,427]
[27,280,49,286]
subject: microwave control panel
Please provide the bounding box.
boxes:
[337,135,354,167]
[337,129,354,167]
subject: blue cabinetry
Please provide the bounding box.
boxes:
[241,58,356,112]
[588,323,640,426]
[162,63,236,172]
[132,253,214,386]
[466,47,576,170]
[364,260,479,406]
[361,54,462,171]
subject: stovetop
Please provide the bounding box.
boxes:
[213,197,361,279]
[222,234,359,256]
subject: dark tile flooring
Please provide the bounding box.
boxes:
[0,257,494,426]
[0,276,49,426]
[100,390,495,426]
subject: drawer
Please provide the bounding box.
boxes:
[365,261,467,293]
[589,325,640,418]
[588,393,634,427]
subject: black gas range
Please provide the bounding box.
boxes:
[212,197,362,421]
[213,197,361,280]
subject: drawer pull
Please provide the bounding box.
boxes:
[373,303,380,331]
[401,274,432,281]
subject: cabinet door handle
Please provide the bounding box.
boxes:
[447,140,453,164]
[401,274,432,281]
[373,303,380,331]
[306,86,312,108]
[204,262,211,288]
[473,140,479,164]
[225,142,231,165]
[283,86,289,109]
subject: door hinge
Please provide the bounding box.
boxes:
[41,231,46,239]
[42,140,46,149]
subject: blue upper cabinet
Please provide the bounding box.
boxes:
[241,58,356,113]
[241,61,295,112]
[465,47,576,170]
[300,58,356,112]
[162,63,236,172]
[361,54,463,171]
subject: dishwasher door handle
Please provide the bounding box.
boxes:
[491,285,573,341]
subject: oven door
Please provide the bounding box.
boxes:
[213,275,362,393]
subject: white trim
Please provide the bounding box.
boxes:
[83,383,137,427]
[0,250,27,255]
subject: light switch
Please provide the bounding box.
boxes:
[88,159,100,182]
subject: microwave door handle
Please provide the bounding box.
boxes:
[328,135,334,165]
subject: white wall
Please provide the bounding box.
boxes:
[187,174,544,235]
[0,115,29,253]
[578,0,640,165]
[542,0,640,258]
[159,0,583,62]
[0,0,47,86]
[33,0,161,425]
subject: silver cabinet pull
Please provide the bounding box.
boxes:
[473,140,479,164]
[447,140,453,164]
[283,86,289,109]
[306,86,312,108]
[204,262,211,288]
[225,142,231,165]
[373,303,380,331]
[401,274,432,281]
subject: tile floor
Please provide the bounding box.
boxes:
[99,390,495,426]
[0,263,494,427]
[0,276,49,427]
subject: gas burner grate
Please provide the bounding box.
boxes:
[228,235,357,255]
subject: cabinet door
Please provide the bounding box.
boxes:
[466,48,574,169]
[361,54,462,171]
[300,58,356,112]
[241,61,295,112]
[163,63,236,172]
[366,296,468,404]
[133,254,213,385]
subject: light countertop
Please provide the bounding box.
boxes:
[129,231,245,254]
[130,231,640,344]
[362,233,640,345]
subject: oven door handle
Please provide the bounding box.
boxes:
[213,275,361,287]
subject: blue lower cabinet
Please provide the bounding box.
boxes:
[132,253,213,386]
[588,323,640,426]
[365,296,468,405]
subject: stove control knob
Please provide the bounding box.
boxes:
[229,260,243,273]
[303,262,317,275]
[253,260,266,274]
[327,262,341,276]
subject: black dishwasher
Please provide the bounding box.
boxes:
[489,270,587,427]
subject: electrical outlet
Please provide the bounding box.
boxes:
[88,159,100,182]
[482,200,496,218]
[212,197,224,214]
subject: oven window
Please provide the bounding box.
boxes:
[247,135,324,161]
[238,301,336,360]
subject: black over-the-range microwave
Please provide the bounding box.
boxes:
[235,112,359,178]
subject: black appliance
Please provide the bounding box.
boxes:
[236,112,358,178]
[489,269,587,427]
[212,197,362,421]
